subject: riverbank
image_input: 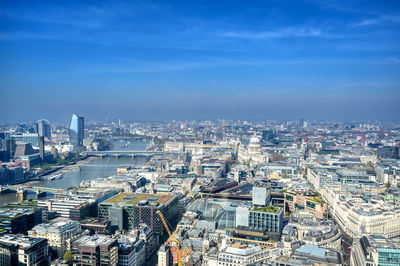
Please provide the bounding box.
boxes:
[25,156,96,186]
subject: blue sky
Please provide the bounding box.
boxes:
[0,0,399,122]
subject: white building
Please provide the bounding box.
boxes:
[208,243,280,266]
[28,217,82,257]
[321,186,400,238]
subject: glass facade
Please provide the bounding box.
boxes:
[22,133,39,147]
[377,248,400,266]
[69,114,84,150]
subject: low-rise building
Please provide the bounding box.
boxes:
[236,205,284,235]
[0,234,50,266]
[72,235,118,266]
[208,242,280,266]
[350,234,400,266]
[272,244,342,266]
[116,234,146,266]
[28,217,82,257]
[284,190,328,219]
[98,193,181,236]
[0,204,44,234]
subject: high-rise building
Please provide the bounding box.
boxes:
[69,114,84,151]
[299,118,305,128]
[35,119,51,139]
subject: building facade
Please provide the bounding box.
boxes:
[28,217,82,257]
[0,234,50,266]
[72,235,118,266]
[69,114,84,151]
[35,119,51,139]
[98,193,181,236]
[351,235,400,266]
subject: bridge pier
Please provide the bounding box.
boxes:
[35,188,46,199]
[17,188,27,202]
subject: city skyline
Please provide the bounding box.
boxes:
[0,0,399,121]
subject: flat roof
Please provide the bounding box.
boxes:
[104,192,173,205]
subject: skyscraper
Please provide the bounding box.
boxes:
[35,119,51,139]
[69,114,84,151]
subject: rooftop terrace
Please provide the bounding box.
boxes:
[252,206,281,214]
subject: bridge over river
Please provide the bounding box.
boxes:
[85,150,176,157]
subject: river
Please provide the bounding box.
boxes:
[0,138,149,205]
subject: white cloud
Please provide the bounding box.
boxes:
[218,27,341,39]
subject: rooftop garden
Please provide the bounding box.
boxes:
[252,206,281,213]
[105,192,173,205]
[19,201,38,205]
[308,198,323,203]
[105,192,132,203]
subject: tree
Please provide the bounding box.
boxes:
[270,153,286,162]
[385,182,391,189]
[64,251,73,261]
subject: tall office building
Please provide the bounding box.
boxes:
[69,114,84,151]
[35,119,51,139]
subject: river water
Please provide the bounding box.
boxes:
[0,138,149,205]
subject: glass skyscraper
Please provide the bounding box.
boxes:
[69,114,84,151]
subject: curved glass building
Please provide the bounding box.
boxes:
[69,114,84,151]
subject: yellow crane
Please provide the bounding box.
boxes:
[156,210,192,266]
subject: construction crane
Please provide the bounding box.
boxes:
[157,210,192,266]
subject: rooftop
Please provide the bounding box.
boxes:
[251,206,281,214]
[0,234,45,249]
[30,217,80,234]
[74,235,116,247]
[104,192,173,205]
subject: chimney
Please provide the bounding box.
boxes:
[39,136,45,161]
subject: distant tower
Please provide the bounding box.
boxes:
[69,114,84,151]
[39,136,45,161]
[36,119,51,139]
[299,118,305,128]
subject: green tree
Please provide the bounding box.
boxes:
[64,251,73,261]
[385,182,391,189]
